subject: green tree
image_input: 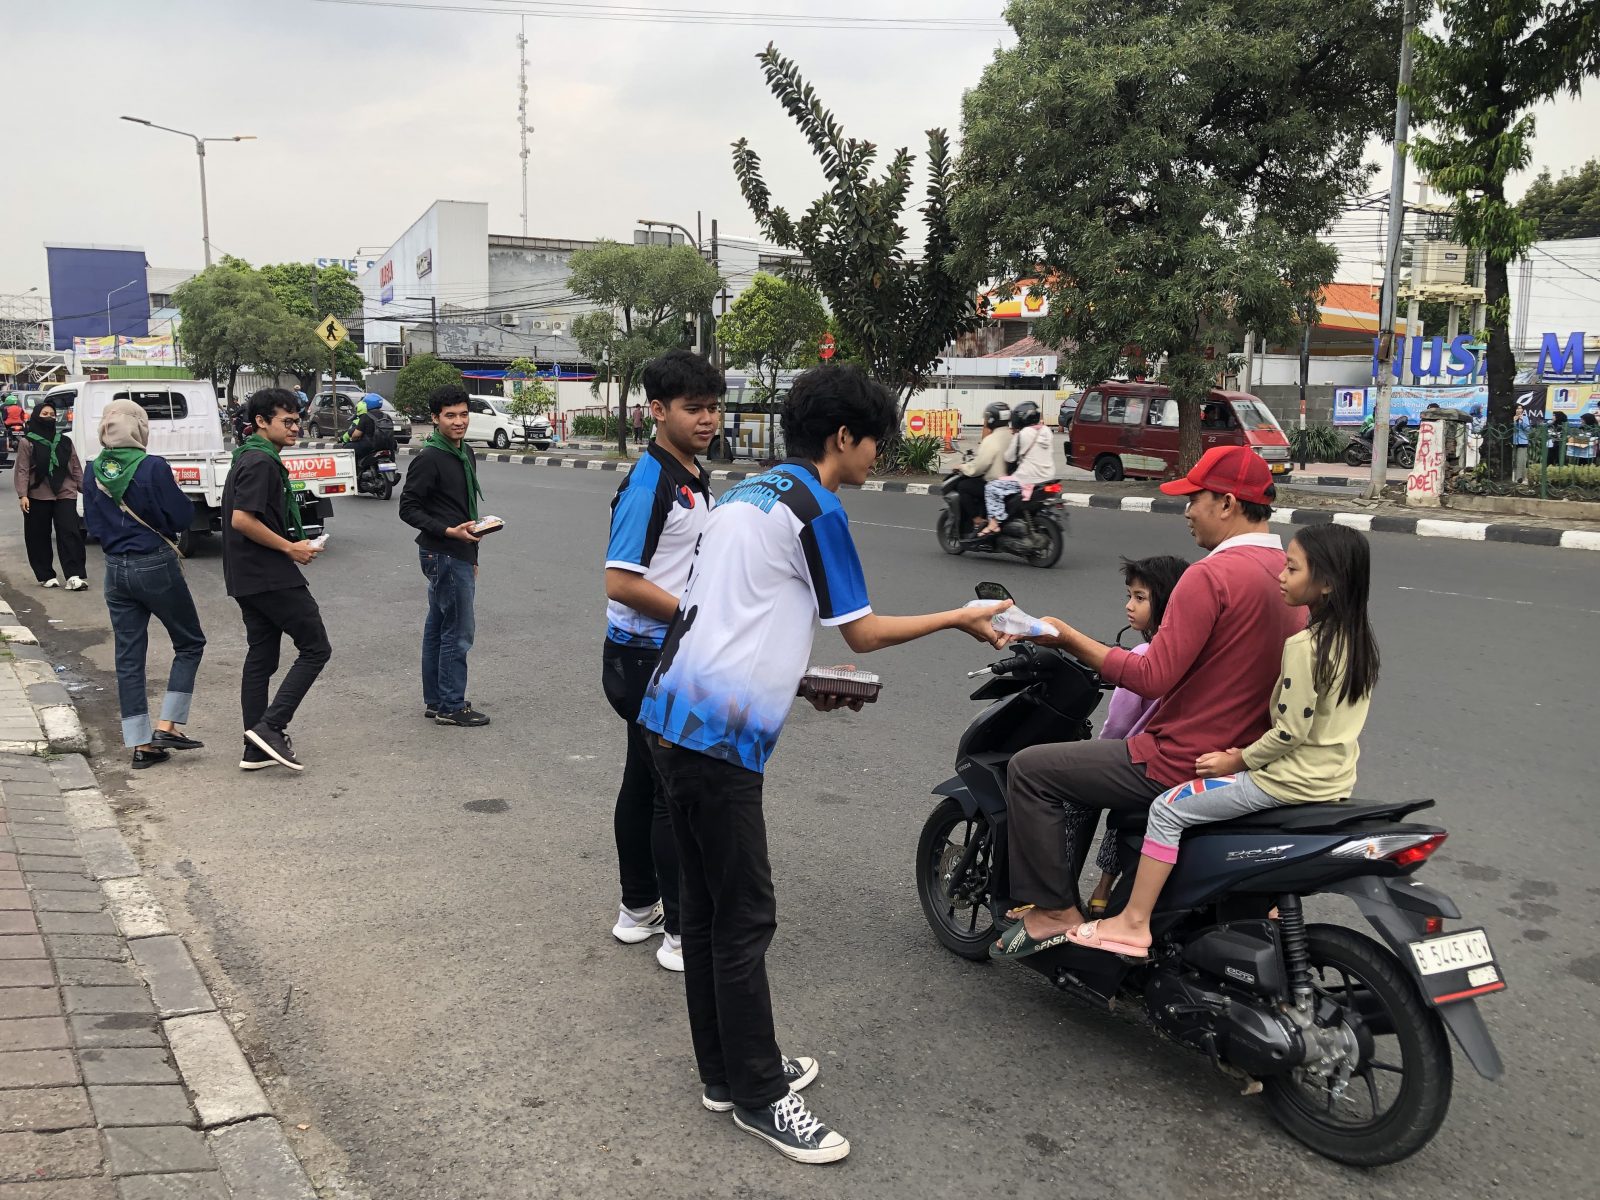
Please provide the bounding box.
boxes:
[393,354,463,422]
[567,241,723,456]
[1518,160,1600,242]
[732,43,978,410]
[1409,2,1600,470]
[953,0,1396,469]
[258,262,363,323]
[717,273,829,402]
[171,259,284,399]
[504,356,555,417]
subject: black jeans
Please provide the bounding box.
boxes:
[23,497,87,583]
[650,739,786,1110]
[602,640,680,935]
[955,474,988,528]
[236,586,331,733]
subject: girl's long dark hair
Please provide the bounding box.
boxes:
[1121,555,1190,642]
[1292,525,1379,705]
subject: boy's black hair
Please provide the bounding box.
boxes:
[642,349,725,405]
[1120,555,1190,640]
[247,388,299,431]
[429,384,470,416]
[1292,524,1380,705]
[780,364,897,461]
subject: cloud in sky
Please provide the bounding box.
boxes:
[2,0,1595,291]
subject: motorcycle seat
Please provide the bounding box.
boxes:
[1107,798,1436,836]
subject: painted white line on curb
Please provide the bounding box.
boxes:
[1270,509,1297,524]
[1560,530,1600,552]
[1120,497,1153,512]
[1332,513,1374,531]
[905,483,933,495]
[1060,493,1092,507]
[859,480,884,491]
[1416,519,1487,541]
[710,469,731,480]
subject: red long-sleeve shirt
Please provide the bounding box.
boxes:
[1098,535,1306,788]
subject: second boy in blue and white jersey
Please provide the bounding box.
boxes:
[602,350,722,972]
[638,365,1008,1165]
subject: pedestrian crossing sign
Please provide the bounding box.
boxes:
[317,315,349,349]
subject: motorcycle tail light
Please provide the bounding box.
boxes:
[1331,831,1448,864]
[1424,916,1445,934]
[1041,482,1063,495]
[1388,833,1448,867]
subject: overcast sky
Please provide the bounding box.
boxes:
[3,0,1596,295]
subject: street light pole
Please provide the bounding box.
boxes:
[107,280,139,338]
[120,117,255,269]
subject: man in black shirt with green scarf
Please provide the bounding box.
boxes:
[399,384,489,728]
[223,388,329,771]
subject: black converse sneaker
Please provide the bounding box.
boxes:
[733,1092,849,1164]
[239,742,278,771]
[245,723,303,771]
[703,1056,818,1113]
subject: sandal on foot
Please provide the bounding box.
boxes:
[990,918,1075,960]
[1065,920,1150,959]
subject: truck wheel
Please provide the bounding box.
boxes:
[1093,455,1124,482]
[176,530,194,558]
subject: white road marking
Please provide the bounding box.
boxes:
[1417,518,1487,541]
[852,520,933,532]
[1332,512,1374,530]
[1396,585,1600,616]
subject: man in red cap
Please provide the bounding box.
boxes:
[993,446,1306,958]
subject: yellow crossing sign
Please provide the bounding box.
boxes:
[317,315,349,349]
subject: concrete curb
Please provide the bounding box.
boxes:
[300,441,1600,548]
[0,601,91,754]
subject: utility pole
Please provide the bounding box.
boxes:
[1368,0,1417,497]
[517,18,532,236]
[404,295,440,358]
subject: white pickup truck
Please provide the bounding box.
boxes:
[53,378,357,554]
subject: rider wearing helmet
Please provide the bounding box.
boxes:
[954,402,1014,532]
[350,394,394,476]
[976,399,1054,538]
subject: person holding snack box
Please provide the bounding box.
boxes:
[400,384,493,728]
[637,364,1008,1165]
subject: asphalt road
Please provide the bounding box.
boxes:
[2,458,1595,1200]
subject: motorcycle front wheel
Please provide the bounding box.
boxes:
[917,797,997,960]
[1263,924,1453,1167]
[935,509,966,556]
[1393,443,1417,469]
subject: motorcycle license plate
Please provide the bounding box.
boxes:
[378,464,397,473]
[1407,927,1506,1006]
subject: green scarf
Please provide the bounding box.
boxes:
[93,448,149,506]
[233,434,305,540]
[424,431,483,520]
[25,429,62,476]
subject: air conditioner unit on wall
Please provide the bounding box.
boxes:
[382,344,405,369]
[500,312,519,328]
[530,320,545,330]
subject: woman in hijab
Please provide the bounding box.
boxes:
[82,399,208,770]
[13,399,88,590]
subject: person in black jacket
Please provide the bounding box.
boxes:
[399,384,489,727]
[82,399,207,771]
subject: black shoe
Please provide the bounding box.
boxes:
[131,747,171,771]
[244,723,303,771]
[423,705,437,720]
[239,742,277,771]
[152,730,204,751]
[732,1093,849,1164]
[703,1056,818,1113]
[435,706,490,727]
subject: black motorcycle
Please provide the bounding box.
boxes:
[357,449,399,500]
[1344,427,1417,469]
[915,585,1504,1166]
[936,474,1066,568]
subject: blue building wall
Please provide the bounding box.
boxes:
[44,245,150,350]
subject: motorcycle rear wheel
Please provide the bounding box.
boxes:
[1263,925,1452,1167]
[917,797,997,960]
[380,474,396,500]
[935,510,966,556]
[1343,443,1367,467]
[1030,518,1064,568]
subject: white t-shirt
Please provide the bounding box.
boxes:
[1008,424,1055,484]
[604,443,714,647]
[637,460,871,773]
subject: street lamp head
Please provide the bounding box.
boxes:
[120,116,152,126]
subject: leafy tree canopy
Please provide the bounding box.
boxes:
[258,262,363,324]
[393,354,464,421]
[568,240,723,454]
[732,43,978,406]
[717,273,829,400]
[1517,159,1600,242]
[505,356,555,416]
[952,0,1398,467]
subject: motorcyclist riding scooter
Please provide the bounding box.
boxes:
[936,399,1066,568]
[952,402,1012,532]
[350,394,400,499]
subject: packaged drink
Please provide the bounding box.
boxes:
[965,599,1050,639]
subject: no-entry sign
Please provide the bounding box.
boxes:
[819,333,836,360]
[908,412,926,433]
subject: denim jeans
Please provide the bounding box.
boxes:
[420,549,476,713]
[103,549,207,748]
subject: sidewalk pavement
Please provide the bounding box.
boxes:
[0,590,319,1197]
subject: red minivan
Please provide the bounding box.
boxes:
[1067,382,1293,483]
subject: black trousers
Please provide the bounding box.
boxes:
[650,739,786,1110]
[236,586,331,733]
[955,474,988,528]
[1006,738,1161,912]
[23,498,88,583]
[601,640,681,935]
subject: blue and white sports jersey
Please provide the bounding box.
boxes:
[605,443,714,647]
[637,460,872,773]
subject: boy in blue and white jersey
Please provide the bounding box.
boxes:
[639,365,1007,1165]
[602,351,723,973]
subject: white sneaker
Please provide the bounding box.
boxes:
[65,576,88,592]
[656,932,684,972]
[40,578,60,588]
[611,902,665,944]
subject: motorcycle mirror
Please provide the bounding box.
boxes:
[975,582,1012,603]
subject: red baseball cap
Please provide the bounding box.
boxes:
[1159,445,1275,504]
